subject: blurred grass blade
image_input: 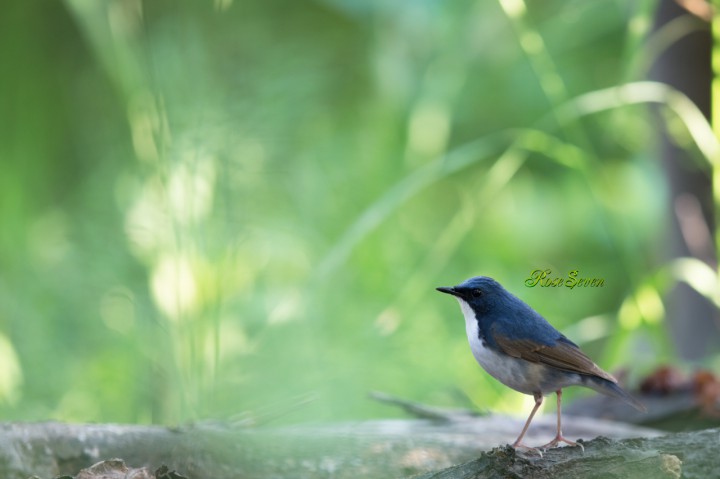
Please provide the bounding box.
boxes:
[553,81,720,168]
[669,257,720,308]
[316,127,590,279]
[316,132,515,279]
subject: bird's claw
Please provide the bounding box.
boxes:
[512,443,543,458]
[540,435,584,452]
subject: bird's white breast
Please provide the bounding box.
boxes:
[456,298,510,380]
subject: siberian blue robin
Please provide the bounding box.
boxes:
[437,276,645,452]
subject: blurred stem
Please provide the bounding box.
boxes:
[713,14,720,275]
[622,0,665,80]
[635,14,708,78]
[497,0,591,151]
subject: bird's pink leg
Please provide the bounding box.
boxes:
[512,392,544,455]
[540,389,584,451]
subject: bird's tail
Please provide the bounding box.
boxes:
[584,376,646,412]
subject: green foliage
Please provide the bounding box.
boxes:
[0,0,715,425]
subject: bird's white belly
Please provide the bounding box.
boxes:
[457,299,581,395]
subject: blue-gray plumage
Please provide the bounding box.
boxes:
[437,276,645,453]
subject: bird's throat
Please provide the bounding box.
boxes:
[456,298,484,343]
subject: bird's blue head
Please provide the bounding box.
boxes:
[436,276,509,314]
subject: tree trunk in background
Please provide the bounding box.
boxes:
[650,0,719,360]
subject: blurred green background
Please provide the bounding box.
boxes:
[0,0,717,425]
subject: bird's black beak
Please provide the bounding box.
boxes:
[436,286,459,297]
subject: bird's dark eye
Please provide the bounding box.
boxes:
[471,288,483,298]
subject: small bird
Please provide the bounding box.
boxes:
[437,276,645,452]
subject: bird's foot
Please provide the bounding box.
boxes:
[540,434,584,452]
[512,442,543,458]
